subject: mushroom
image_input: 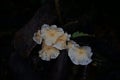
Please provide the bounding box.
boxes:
[39,42,60,61]
[33,30,42,44]
[41,24,64,46]
[53,33,71,50]
[68,41,93,65]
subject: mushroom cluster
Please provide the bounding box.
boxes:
[33,24,93,65]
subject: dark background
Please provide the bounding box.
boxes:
[1,0,43,80]
[0,0,120,80]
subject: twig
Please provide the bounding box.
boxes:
[55,0,63,25]
[64,20,79,27]
[82,65,88,80]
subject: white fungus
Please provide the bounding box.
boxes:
[33,24,93,65]
[41,24,64,46]
[53,33,71,50]
[39,42,60,61]
[68,41,93,65]
[33,30,42,44]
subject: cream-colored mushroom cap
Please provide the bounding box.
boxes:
[33,30,42,44]
[39,42,60,61]
[53,33,71,50]
[41,24,64,46]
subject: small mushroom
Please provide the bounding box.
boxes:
[53,33,71,50]
[68,41,93,65]
[39,42,60,61]
[41,24,64,46]
[33,30,42,44]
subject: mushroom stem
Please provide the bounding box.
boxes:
[54,0,63,25]
[82,65,88,80]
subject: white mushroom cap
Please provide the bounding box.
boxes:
[68,41,93,65]
[33,30,42,44]
[53,33,71,50]
[39,42,60,61]
[41,24,64,46]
